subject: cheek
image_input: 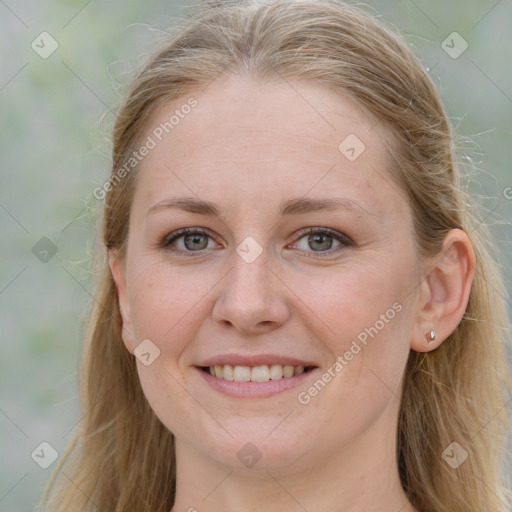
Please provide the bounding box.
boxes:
[289,259,416,401]
[126,260,219,356]
[135,360,214,449]
[125,261,218,436]
[289,258,413,346]
[289,272,415,443]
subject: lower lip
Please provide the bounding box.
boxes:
[195,367,318,398]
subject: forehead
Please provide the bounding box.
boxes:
[132,75,407,221]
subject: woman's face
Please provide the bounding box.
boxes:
[111,76,426,473]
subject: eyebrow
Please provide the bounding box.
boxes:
[147,196,373,218]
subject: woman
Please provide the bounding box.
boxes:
[40,0,512,511]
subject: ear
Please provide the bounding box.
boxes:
[411,229,476,352]
[109,249,136,354]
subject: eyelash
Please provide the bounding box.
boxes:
[160,227,353,259]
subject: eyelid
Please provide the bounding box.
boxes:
[161,227,221,255]
[160,226,353,257]
[161,226,209,245]
[288,227,354,258]
[292,226,353,245]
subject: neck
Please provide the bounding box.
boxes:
[170,401,417,512]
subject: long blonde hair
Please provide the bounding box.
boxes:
[40,1,512,510]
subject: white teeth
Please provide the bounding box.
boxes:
[233,365,251,382]
[207,364,310,382]
[269,364,283,380]
[251,365,270,382]
[223,364,234,381]
[283,365,294,378]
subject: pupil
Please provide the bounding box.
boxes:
[309,234,332,251]
[185,234,207,251]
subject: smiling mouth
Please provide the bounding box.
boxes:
[199,364,317,382]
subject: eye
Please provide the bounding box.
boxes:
[290,228,353,258]
[161,227,219,254]
[160,226,352,258]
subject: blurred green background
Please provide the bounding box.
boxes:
[1,1,511,510]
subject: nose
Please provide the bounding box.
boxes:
[211,249,291,335]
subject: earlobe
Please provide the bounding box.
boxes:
[108,250,136,354]
[411,229,476,353]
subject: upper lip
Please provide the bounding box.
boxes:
[198,354,317,367]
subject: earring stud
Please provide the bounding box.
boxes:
[426,329,436,343]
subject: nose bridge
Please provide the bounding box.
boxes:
[212,238,290,331]
[227,243,273,307]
